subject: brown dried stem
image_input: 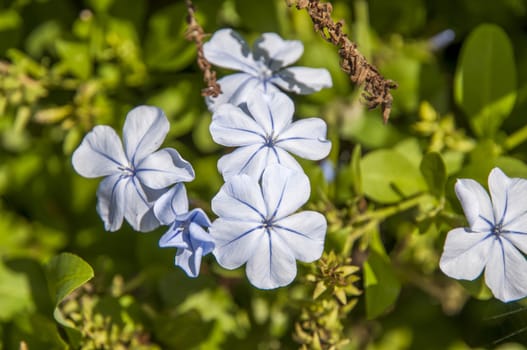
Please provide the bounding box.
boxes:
[289,0,397,122]
[185,0,222,97]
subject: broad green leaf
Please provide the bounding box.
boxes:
[420,152,446,198]
[46,252,94,305]
[361,149,427,203]
[454,24,517,138]
[46,252,94,347]
[0,261,33,321]
[363,231,401,319]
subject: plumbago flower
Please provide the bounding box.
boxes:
[210,165,327,289]
[439,167,527,302]
[203,28,332,111]
[154,185,214,277]
[72,106,195,232]
[210,92,331,180]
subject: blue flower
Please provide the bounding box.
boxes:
[159,208,214,278]
[203,28,332,111]
[209,92,331,180]
[210,165,326,289]
[72,106,195,232]
[439,167,527,302]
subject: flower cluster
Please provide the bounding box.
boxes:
[72,29,332,288]
[440,168,527,302]
[205,28,332,289]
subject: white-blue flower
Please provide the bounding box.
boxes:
[210,165,326,289]
[159,207,214,278]
[203,28,332,111]
[72,106,195,232]
[439,167,527,302]
[210,92,331,180]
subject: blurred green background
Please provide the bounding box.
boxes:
[2,0,527,349]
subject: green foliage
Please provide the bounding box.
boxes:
[2,0,527,349]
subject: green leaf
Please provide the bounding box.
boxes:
[46,252,94,347]
[361,149,427,203]
[46,252,94,305]
[55,40,92,79]
[0,260,34,321]
[363,231,401,319]
[454,24,517,138]
[420,152,447,198]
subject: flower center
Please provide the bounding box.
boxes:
[264,134,276,147]
[256,59,273,80]
[118,164,135,177]
[492,223,503,236]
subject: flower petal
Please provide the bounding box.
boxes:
[159,226,188,249]
[203,28,259,75]
[210,104,265,147]
[122,105,169,164]
[211,218,264,269]
[153,184,189,225]
[262,165,310,219]
[122,176,159,232]
[246,92,294,136]
[217,144,270,180]
[246,231,297,289]
[439,228,492,280]
[455,178,495,232]
[488,167,527,231]
[253,33,303,70]
[95,174,127,231]
[484,238,527,302]
[72,125,127,178]
[270,66,332,94]
[136,148,195,189]
[189,222,215,256]
[211,174,266,221]
[273,211,326,262]
[276,118,331,160]
[175,248,201,278]
[205,74,261,112]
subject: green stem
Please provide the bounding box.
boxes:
[504,123,527,150]
[353,194,429,224]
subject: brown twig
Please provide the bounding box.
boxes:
[289,0,397,122]
[185,0,222,97]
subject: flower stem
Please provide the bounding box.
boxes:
[504,123,527,150]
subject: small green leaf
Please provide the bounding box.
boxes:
[420,152,447,198]
[55,40,92,79]
[454,24,517,138]
[361,149,426,203]
[0,261,33,321]
[46,252,94,305]
[350,144,363,196]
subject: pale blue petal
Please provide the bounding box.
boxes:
[211,175,266,221]
[273,211,326,262]
[261,165,310,219]
[175,248,201,278]
[159,227,188,249]
[270,67,332,94]
[205,74,261,112]
[455,178,495,232]
[210,104,265,147]
[122,176,157,231]
[271,147,303,172]
[217,144,270,180]
[182,208,212,229]
[153,184,189,225]
[136,148,195,189]
[95,174,127,231]
[122,106,169,164]
[484,238,527,302]
[211,218,264,269]
[276,118,331,160]
[246,92,294,136]
[439,228,492,280]
[189,222,215,256]
[253,33,303,71]
[488,168,527,230]
[203,28,259,75]
[72,125,127,178]
[503,233,527,256]
[246,231,297,289]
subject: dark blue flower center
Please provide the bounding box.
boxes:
[492,223,503,236]
[118,164,135,177]
[264,134,276,147]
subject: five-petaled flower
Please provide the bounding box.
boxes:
[210,92,331,180]
[210,165,326,289]
[203,28,332,111]
[72,106,195,232]
[159,208,214,278]
[439,167,527,302]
